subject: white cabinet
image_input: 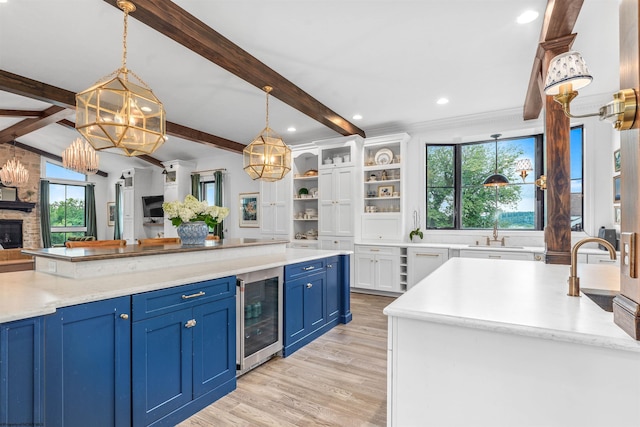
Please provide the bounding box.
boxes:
[360,133,409,242]
[319,236,354,251]
[121,168,152,245]
[290,148,319,246]
[354,245,404,293]
[318,167,354,237]
[458,249,534,261]
[586,253,620,265]
[260,178,290,238]
[407,247,449,290]
[162,160,195,238]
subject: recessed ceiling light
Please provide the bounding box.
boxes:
[0,1,8,4]
[352,114,363,120]
[517,10,539,24]
[436,98,449,105]
[287,127,296,132]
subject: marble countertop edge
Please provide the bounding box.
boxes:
[384,306,640,353]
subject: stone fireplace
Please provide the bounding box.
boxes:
[0,144,42,248]
[0,219,23,248]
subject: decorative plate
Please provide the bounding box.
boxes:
[309,187,318,197]
[304,169,318,177]
[375,148,393,165]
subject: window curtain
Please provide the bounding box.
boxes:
[114,183,122,240]
[85,184,97,238]
[213,170,224,239]
[39,180,51,248]
[191,173,201,200]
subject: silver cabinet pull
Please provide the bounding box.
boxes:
[416,253,440,257]
[370,249,380,252]
[120,313,129,320]
[185,319,197,328]
[302,266,315,271]
[182,291,205,299]
[306,283,313,289]
[327,264,333,268]
[488,255,502,259]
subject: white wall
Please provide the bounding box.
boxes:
[393,92,616,247]
[192,151,260,239]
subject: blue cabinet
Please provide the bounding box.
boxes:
[44,296,131,426]
[283,255,351,357]
[0,317,44,427]
[132,276,236,427]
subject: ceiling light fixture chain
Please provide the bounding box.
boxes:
[243,85,291,181]
[75,0,166,157]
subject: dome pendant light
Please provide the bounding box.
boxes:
[483,134,509,187]
[75,0,166,157]
[243,86,292,181]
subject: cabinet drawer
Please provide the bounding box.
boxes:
[355,244,400,256]
[132,276,235,321]
[459,250,534,261]
[285,259,326,281]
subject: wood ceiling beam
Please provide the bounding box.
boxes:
[0,69,245,155]
[11,140,109,178]
[102,0,366,139]
[523,0,584,120]
[0,106,72,144]
[0,109,44,117]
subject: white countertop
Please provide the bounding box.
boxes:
[384,257,640,352]
[0,248,346,324]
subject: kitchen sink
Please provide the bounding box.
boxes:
[581,288,618,312]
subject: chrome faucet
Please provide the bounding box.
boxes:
[568,237,617,296]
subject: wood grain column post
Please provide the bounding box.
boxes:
[541,35,576,265]
[613,0,640,339]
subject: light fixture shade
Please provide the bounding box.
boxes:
[243,127,292,182]
[515,158,533,172]
[483,173,509,187]
[63,137,99,175]
[544,51,593,95]
[76,75,166,156]
[0,158,29,187]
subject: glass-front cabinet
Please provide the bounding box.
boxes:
[291,147,319,248]
[360,133,409,242]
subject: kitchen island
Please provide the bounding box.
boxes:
[384,257,640,427]
[1,239,351,426]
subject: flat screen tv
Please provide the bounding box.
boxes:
[142,195,164,219]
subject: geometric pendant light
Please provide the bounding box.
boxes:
[243,86,292,182]
[75,1,166,157]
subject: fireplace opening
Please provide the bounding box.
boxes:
[0,219,23,249]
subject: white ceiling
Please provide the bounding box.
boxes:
[0,0,620,170]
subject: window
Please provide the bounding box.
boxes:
[201,180,216,206]
[45,162,88,246]
[426,128,583,231]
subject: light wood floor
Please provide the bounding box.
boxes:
[178,292,396,427]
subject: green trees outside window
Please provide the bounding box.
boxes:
[426,128,583,231]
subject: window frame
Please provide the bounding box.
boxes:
[44,161,91,244]
[426,127,583,231]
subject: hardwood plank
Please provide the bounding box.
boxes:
[177,293,394,427]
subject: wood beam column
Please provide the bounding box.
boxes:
[614,0,640,339]
[541,36,576,265]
